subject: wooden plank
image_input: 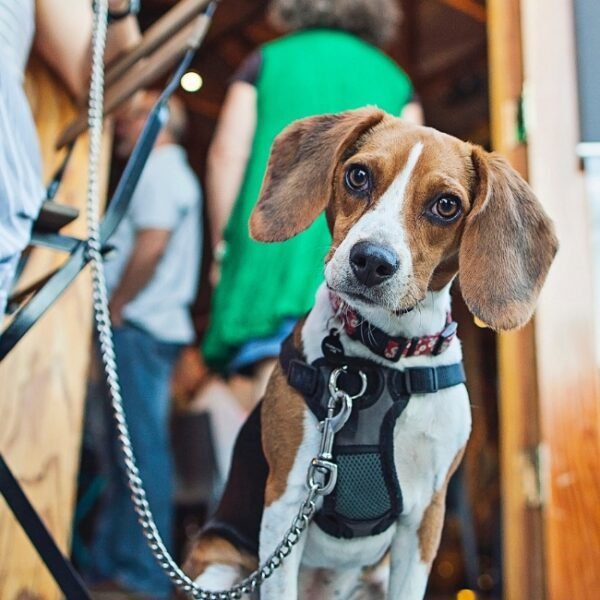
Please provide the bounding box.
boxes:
[439,0,486,23]
[520,0,600,598]
[105,0,210,86]
[0,57,111,599]
[487,1,546,598]
[57,14,209,148]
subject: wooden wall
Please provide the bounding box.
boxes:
[490,1,600,597]
[487,0,545,598]
[521,0,600,597]
[0,58,111,599]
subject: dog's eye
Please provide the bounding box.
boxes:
[345,165,371,193]
[428,195,462,222]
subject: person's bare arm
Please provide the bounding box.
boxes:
[400,101,425,125]
[206,81,257,247]
[109,229,170,325]
[34,0,141,103]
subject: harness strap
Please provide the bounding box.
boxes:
[281,335,466,402]
[279,333,466,539]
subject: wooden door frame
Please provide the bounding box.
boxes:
[490,0,600,598]
[488,1,545,598]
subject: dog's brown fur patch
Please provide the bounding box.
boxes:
[261,324,309,507]
[417,446,466,565]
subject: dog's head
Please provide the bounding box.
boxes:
[250,108,558,330]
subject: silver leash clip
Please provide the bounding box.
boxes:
[308,366,367,496]
[306,457,338,496]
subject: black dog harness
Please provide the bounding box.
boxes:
[280,332,465,539]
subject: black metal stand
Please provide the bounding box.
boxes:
[0,455,92,599]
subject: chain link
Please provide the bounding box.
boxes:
[85,3,327,598]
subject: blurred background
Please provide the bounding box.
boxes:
[1,1,598,599]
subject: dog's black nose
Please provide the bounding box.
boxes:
[349,241,399,287]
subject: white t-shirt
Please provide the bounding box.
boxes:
[0,0,44,315]
[105,144,202,344]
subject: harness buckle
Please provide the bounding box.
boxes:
[432,321,458,355]
[307,458,338,496]
[403,367,439,395]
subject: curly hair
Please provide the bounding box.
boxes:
[268,0,402,48]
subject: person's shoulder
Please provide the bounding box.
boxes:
[231,50,263,86]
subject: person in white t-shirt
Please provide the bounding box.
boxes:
[0,0,140,317]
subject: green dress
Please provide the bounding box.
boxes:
[203,29,414,371]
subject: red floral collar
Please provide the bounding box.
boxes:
[329,293,457,361]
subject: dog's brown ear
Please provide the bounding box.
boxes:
[249,108,386,242]
[459,146,558,330]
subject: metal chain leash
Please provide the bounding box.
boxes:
[84,4,362,598]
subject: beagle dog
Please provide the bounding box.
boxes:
[184,109,557,599]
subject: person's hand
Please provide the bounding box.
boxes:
[209,259,221,287]
[210,240,227,287]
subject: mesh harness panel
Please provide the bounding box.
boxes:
[280,334,465,539]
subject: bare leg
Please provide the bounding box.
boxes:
[189,376,247,482]
[253,358,277,406]
[229,374,255,413]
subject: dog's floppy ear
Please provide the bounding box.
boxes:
[459,146,558,330]
[250,108,385,242]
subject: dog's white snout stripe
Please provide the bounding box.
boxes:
[346,141,424,257]
[375,141,424,218]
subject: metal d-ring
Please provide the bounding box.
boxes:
[328,365,368,401]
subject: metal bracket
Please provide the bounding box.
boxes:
[520,443,549,508]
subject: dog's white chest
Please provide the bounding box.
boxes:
[391,384,471,514]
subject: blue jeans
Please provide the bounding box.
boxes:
[88,324,182,598]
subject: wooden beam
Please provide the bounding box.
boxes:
[106,0,210,86]
[521,0,600,597]
[415,38,486,87]
[204,0,267,48]
[439,0,486,23]
[57,14,209,147]
[488,1,546,598]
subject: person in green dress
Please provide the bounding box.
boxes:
[200,0,423,415]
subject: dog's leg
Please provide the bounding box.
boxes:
[388,481,451,600]
[183,534,257,598]
[194,564,245,593]
[258,478,309,600]
[257,364,320,600]
[386,518,431,600]
[298,567,368,600]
